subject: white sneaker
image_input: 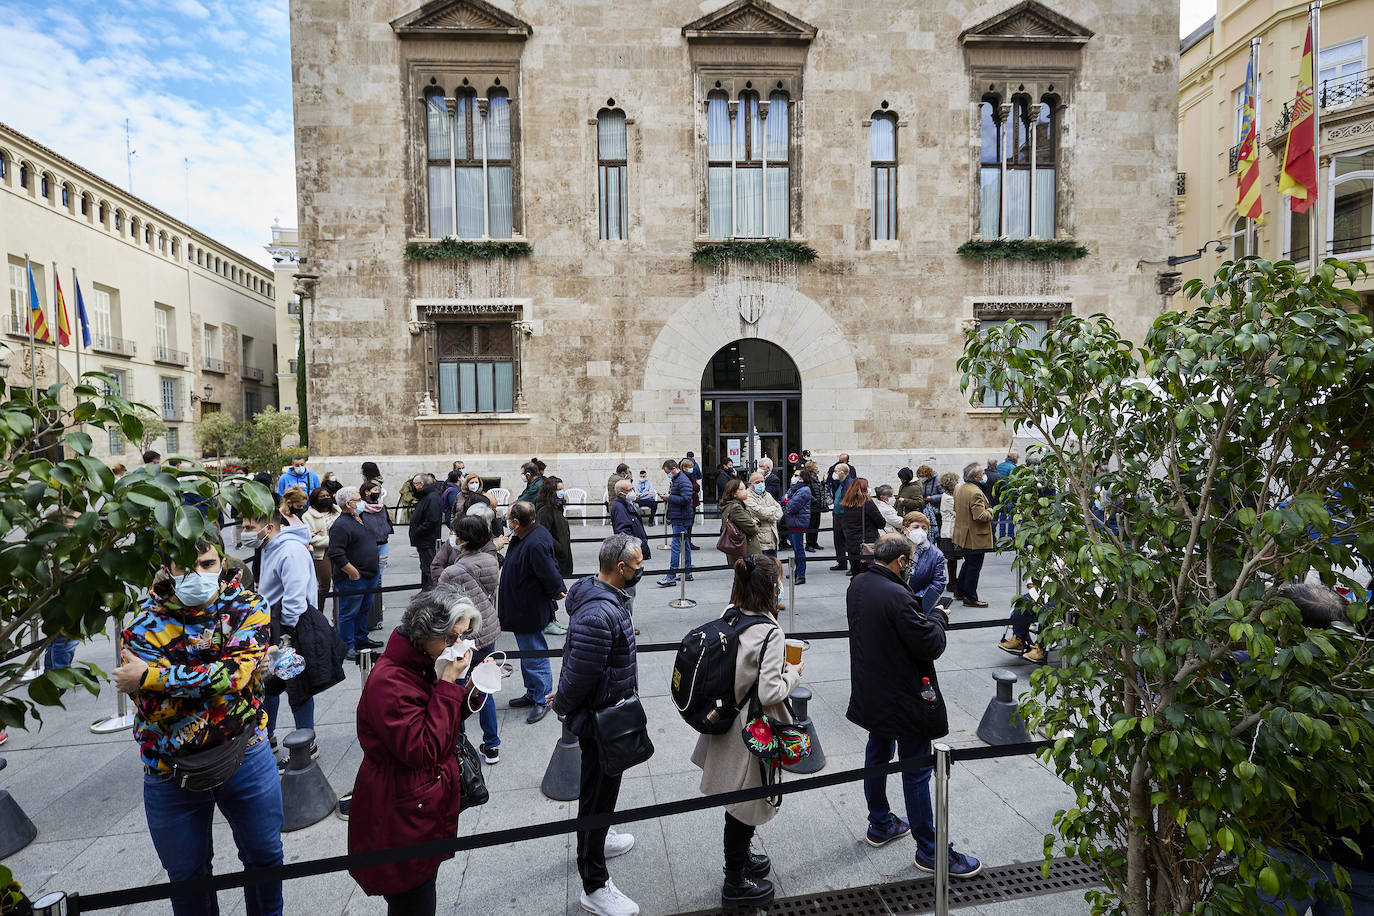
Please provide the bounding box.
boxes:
[580,879,639,916]
[604,827,635,859]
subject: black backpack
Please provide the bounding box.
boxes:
[672,607,773,734]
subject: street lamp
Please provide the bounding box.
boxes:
[1167,239,1228,267]
[191,383,214,403]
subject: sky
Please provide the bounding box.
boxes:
[0,0,294,266]
[1,1,1217,266]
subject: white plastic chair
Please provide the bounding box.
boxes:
[563,487,589,526]
[487,487,512,508]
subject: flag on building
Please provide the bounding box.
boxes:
[1235,56,1262,223]
[1278,23,1317,213]
[25,263,51,343]
[53,272,71,347]
[73,275,92,347]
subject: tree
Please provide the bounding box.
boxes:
[234,405,299,477]
[0,369,274,729]
[134,407,167,453]
[194,409,241,460]
[958,257,1374,916]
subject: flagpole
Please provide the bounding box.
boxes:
[1309,0,1322,276]
[1247,37,1260,258]
[24,253,36,401]
[51,261,64,390]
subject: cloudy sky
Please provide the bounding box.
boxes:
[0,1,1217,266]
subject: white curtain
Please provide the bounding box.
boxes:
[870,116,894,162]
[438,363,458,414]
[488,167,513,238]
[873,167,893,240]
[738,95,762,162]
[456,167,484,238]
[494,362,515,412]
[426,95,451,158]
[459,363,477,413]
[766,168,788,239]
[598,110,627,159]
[766,92,789,162]
[1033,168,1055,238]
[486,93,511,159]
[736,169,763,237]
[709,166,732,238]
[454,95,468,159]
[600,165,625,240]
[979,168,1001,238]
[707,95,731,161]
[475,362,495,413]
[1006,170,1031,238]
[428,166,454,238]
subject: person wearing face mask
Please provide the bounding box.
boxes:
[276,454,320,498]
[517,460,545,504]
[894,468,925,517]
[409,474,444,590]
[321,471,343,497]
[457,472,496,518]
[953,463,994,608]
[113,530,284,916]
[537,476,573,636]
[303,486,340,614]
[900,512,947,613]
[359,483,395,632]
[873,484,905,533]
[743,472,783,557]
[609,479,652,624]
[497,501,565,724]
[718,479,761,566]
[783,469,814,584]
[328,487,384,660]
[436,516,504,762]
[656,458,697,587]
[632,469,659,525]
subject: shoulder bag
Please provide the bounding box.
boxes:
[592,621,655,776]
[716,513,747,555]
[860,507,877,557]
[456,732,489,808]
[739,629,812,808]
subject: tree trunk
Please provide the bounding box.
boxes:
[1126,754,1150,916]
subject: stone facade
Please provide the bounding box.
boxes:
[290,0,1179,494]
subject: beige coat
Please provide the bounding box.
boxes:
[691,609,800,827]
[743,491,784,552]
[953,482,994,551]
[302,506,340,560]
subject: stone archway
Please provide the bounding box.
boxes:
[633,279,861,454]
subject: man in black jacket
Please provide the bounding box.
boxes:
[846,534,981,878]
[553,533,644,916]
[409,473,443,589]
[497,501,565,724]
[327,487,383,660]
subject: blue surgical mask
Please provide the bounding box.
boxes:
[556,490,565,501]
[174,570,221,607]
[753,483,766,495]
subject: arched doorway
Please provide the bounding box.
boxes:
[700,339,801,499]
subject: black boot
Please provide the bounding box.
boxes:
[722,870,775,909]
[743,852,771,879]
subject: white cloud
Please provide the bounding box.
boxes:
[170,0,211,18]
[1180,0,1215,38]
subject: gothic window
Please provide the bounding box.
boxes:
[871,111,898,240]
[597,108,627,240]
[424,85,516,239]
[436,322,516,414]
[978,94,1058,239]
[706,87,791,239]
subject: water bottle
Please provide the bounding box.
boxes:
[919,677,936,703]
[272,636,306,680]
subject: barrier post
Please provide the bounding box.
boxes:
[20,623,43,682]
[786,555,796,632]
[357,647,375,681]
[90,614,135,734]
[660,512,672,551]
[29,892,67,915]
[668,533,696,609]
[934,742,952,916]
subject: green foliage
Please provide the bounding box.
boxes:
[133,406,168,452]
[231,406,299,476]
[404,238,533,261]
[0,863,25,913]
[0,364,274,731]
[959,257,1374,916]
[690,240,819,266]
[956,238,1089,262]
[193,410,239,457]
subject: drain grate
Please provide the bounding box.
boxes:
[672,856,1102,915]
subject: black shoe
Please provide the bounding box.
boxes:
[345,649,357,662]
[744,853,771,879]
[829,564,847,571]
[369,623,384,632]
[358,638,383,649]
[794,577,806,585]
[722,872,774,909]
[508,696,536,709]
[527,704,550,724]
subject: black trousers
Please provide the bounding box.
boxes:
[723,812,756,874]
[417,543,437,589]
[806,511,822,550]
[939,537,960,592]
[833,516,848,569]
[384,873,436,916]
[957,549,985,601]
[577,734,624,895]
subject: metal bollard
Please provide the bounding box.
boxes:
[976,670,1030,745]
[541,719,583,800]
[357,647,375,681]
[934,742,952,916]
[20,623,44,682]
[668,533,696,609]
[30,892,68,915]
[91,614,135,734]
[660,513,672,551]
[786,555,796,632]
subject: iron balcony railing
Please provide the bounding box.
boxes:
[203,356,229,374]
[153,345,189,367]
[91,334,137,358]
[242,365,265,382]
[1228,143,1241,174]
[1177,172,1187,195]
[1272,67,1374,136]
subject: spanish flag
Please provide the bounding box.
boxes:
[1235,57,1262,223]
[26,262,51,343]
[54,271,71,347]
[1278,24,1317,213]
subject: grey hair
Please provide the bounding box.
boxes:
[614,478,634,496]
[1025,452,1043,467]
[874,484,894,500]
[962,462,982,482]
[873,532,914,565]
[336,485,361,507]
[398,585,479,652]
[1007,450,1020,463]
[749,471,765,483]
[599,533,641,573]
[835,463,849,475]
[757,457,773,469]
[1279,582,1350,629]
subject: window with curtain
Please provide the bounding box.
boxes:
[437,322,516,414]
[425,86,517,239]
[977,95,1058,239]
[91,288,114,346]
[1331,147,1374,256]
[871,113,897,240]
[7,262,26,331]
[597,109,627,240]
[705,88,791,239]
[1229,215,1256,259]
[974,309,1065,407]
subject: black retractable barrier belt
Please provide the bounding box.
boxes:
[0,636,50,665]
[68,741,1050,913]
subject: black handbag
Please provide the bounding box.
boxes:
[593,694,655,777]
[456,733,489,808]
[167,726,255,792]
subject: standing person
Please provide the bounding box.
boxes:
[718,479,760,566]
[609,478,652,621]
[715,458,738,501]
[498,501,564,724]
[846,534,982,878]
[280,486,308,525]
[826,453,856,495]
[839,477,885,576]
[692,555,801,909]
[440,469,465,526]
[829,463,853,571]
[437,515,504,763]
[995,450,1020,542]
[979,458,1001,504]
[359,481,395,632]
[632,469,659,525]
[934,472,961,594]
[784,468,814,584]
[804,460,824,552]
[553,534,644,916]
[537,476,573,636]
[873,485,905,532]
[756,458,782,503]
[329,487,383,659]
[112,531,284,916]
[457,472,496,517]
[681,458,703,547]
[894,468,924,516]
[360,460,385,492]
[606,463,631,511]
[276,454,320,498]
[409,473,443,590]
[953,463,994,608]
[321,471,343,497]
[142,449,161,469]
[744,472,783,557]
[656,458,696,588]
[303,487,340,614]
[681,451,704,482]
[349,587,491,916]
[901,513,947,613]
[517,460,545,504]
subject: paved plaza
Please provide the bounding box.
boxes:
[1,523,1091,915]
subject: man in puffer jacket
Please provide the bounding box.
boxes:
[553,534,645,916]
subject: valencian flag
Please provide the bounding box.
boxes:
[25,262,51,343]
[53,272,71,347]
[1279,23,1318,213]
[1236,56,1263,223]
[73,274,92,347]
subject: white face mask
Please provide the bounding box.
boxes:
[468,482,480,492]
[907,527,929,547]
[449,534,461,548]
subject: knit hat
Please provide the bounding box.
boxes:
[897,467,914,482]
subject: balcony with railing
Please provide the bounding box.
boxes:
[242,365,265,382]
[287,358,298,374]
[203,356,229,374]
[1227,143,1241,174]
[160,399,185,422]
[1271,68,1374,138]
[90,333,137,358]
[153,345,189,367]
[3,314,30,339]
[1177,172,1187,195]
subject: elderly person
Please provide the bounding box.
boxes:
[498,501,565,724]
[328,487,383,659]
[829,462,854,571]
[874,484,904,533]
[303,486,340,618]
[804,460,825,552]
[894,468,924,516]
[953,463,994,608]
[718,479,760,566]
[783,468,814,584]
[692,555,801,909]
[437,515,504,763]
[410,474,444,590]
[901,512,947,612]
[756,457,783,503]
[744,471,784,556]
[933,472,960,594]
[839,477,886,576]
[349,587,492,916]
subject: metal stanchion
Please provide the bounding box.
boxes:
[357,647,375,681]
[91,614,135,734]
[30,892,68,915]
[660,512,672,551]
[668,533,696,609]
[786,555,796,632]
[934,742,952,916]
[20,623,43,682]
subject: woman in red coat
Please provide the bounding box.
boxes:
[349,585,489,914]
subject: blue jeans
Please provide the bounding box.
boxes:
[668,524,693,576]
[864,734,936,857]
[44,637,77,670]
[789,531,807,580]
[336,573,379,648]
[1262,848,1374,915]
[143,738,284,916]
[995,510,1015,544]
[513,630,553,704]
[462,645,501,748]
[263,693,315,741]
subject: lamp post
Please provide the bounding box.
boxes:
[1167,238,1228,267]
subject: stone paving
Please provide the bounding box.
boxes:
[0,522,1094,915]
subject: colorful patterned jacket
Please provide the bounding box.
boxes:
[122,570,271,774]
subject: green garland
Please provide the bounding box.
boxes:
[957,238,1089,262]
[691,240,818,266]
[405,239,534,261]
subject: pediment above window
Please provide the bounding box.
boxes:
[390,0,532,40]
[959,0,1093,49]
[682,0,817,45]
